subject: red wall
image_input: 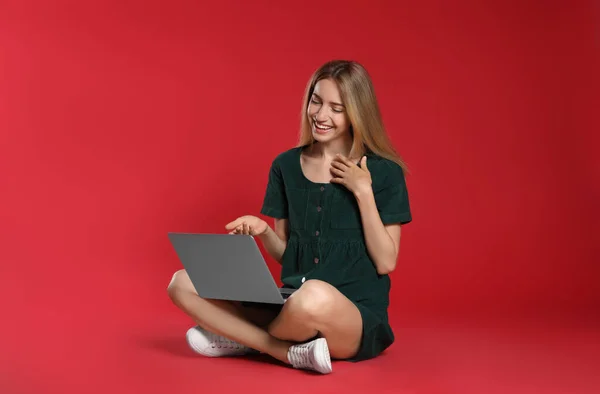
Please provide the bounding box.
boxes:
[1,0,598,327]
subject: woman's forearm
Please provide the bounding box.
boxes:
[257,225,287,264]
[355,188,399,275]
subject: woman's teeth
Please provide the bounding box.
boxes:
[315,124,332,131]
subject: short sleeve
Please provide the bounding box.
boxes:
[374,161,412,225]
[260,158,288,219]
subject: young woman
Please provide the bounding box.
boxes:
[167,60,412,374]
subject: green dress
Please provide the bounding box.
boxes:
[260,145,412,361]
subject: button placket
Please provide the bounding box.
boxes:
[315,185,325,266]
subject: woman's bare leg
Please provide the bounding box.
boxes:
[167,269,293,364]
[267,280,363,360]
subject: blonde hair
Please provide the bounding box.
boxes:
[298,60,409,173]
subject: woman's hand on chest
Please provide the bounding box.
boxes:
[329,154,372,197]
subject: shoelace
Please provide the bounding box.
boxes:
[208,332,245,350]
[290,343,314,368]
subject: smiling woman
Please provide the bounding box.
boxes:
[299,60,409,173]
[167,60,412,374]
[309,79,348,137]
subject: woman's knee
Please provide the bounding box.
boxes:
[167,269,196,299]
[286,280,335,322]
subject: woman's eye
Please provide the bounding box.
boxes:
[311,98,321,104]
[332,108,343,113]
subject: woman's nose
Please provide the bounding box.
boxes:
[314,106,328,122]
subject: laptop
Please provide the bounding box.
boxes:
[168,232,295,305]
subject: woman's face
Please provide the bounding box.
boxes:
[307,78,351,143]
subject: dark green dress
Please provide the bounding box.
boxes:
[260,145,412,361]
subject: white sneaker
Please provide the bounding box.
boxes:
[287,337,332,374]
[186,326,257,357]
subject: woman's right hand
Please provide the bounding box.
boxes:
[225,215,269,236]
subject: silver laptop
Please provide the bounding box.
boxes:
[168,232,295,305]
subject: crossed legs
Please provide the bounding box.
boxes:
[167,269,362,362]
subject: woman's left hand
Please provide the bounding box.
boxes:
[330,154,372,196]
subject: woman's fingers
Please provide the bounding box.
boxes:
[331,157,349,169]
[329,161,349,172]
[330,167,344,177]
[227,220,257,235]
[335,154,354,167]
[225,217,243,230]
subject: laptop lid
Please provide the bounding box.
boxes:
[168,233,285,304]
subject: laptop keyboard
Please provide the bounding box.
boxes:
[279,288,296,299]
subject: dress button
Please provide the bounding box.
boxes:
[317,206,322,212]
[315,230,319,236]
[320,186,325,191]
[301,277,306,283]
[314,257,319,264]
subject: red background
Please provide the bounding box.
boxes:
[1,1,598,393]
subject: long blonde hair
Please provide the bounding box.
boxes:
[298,60,409,173]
